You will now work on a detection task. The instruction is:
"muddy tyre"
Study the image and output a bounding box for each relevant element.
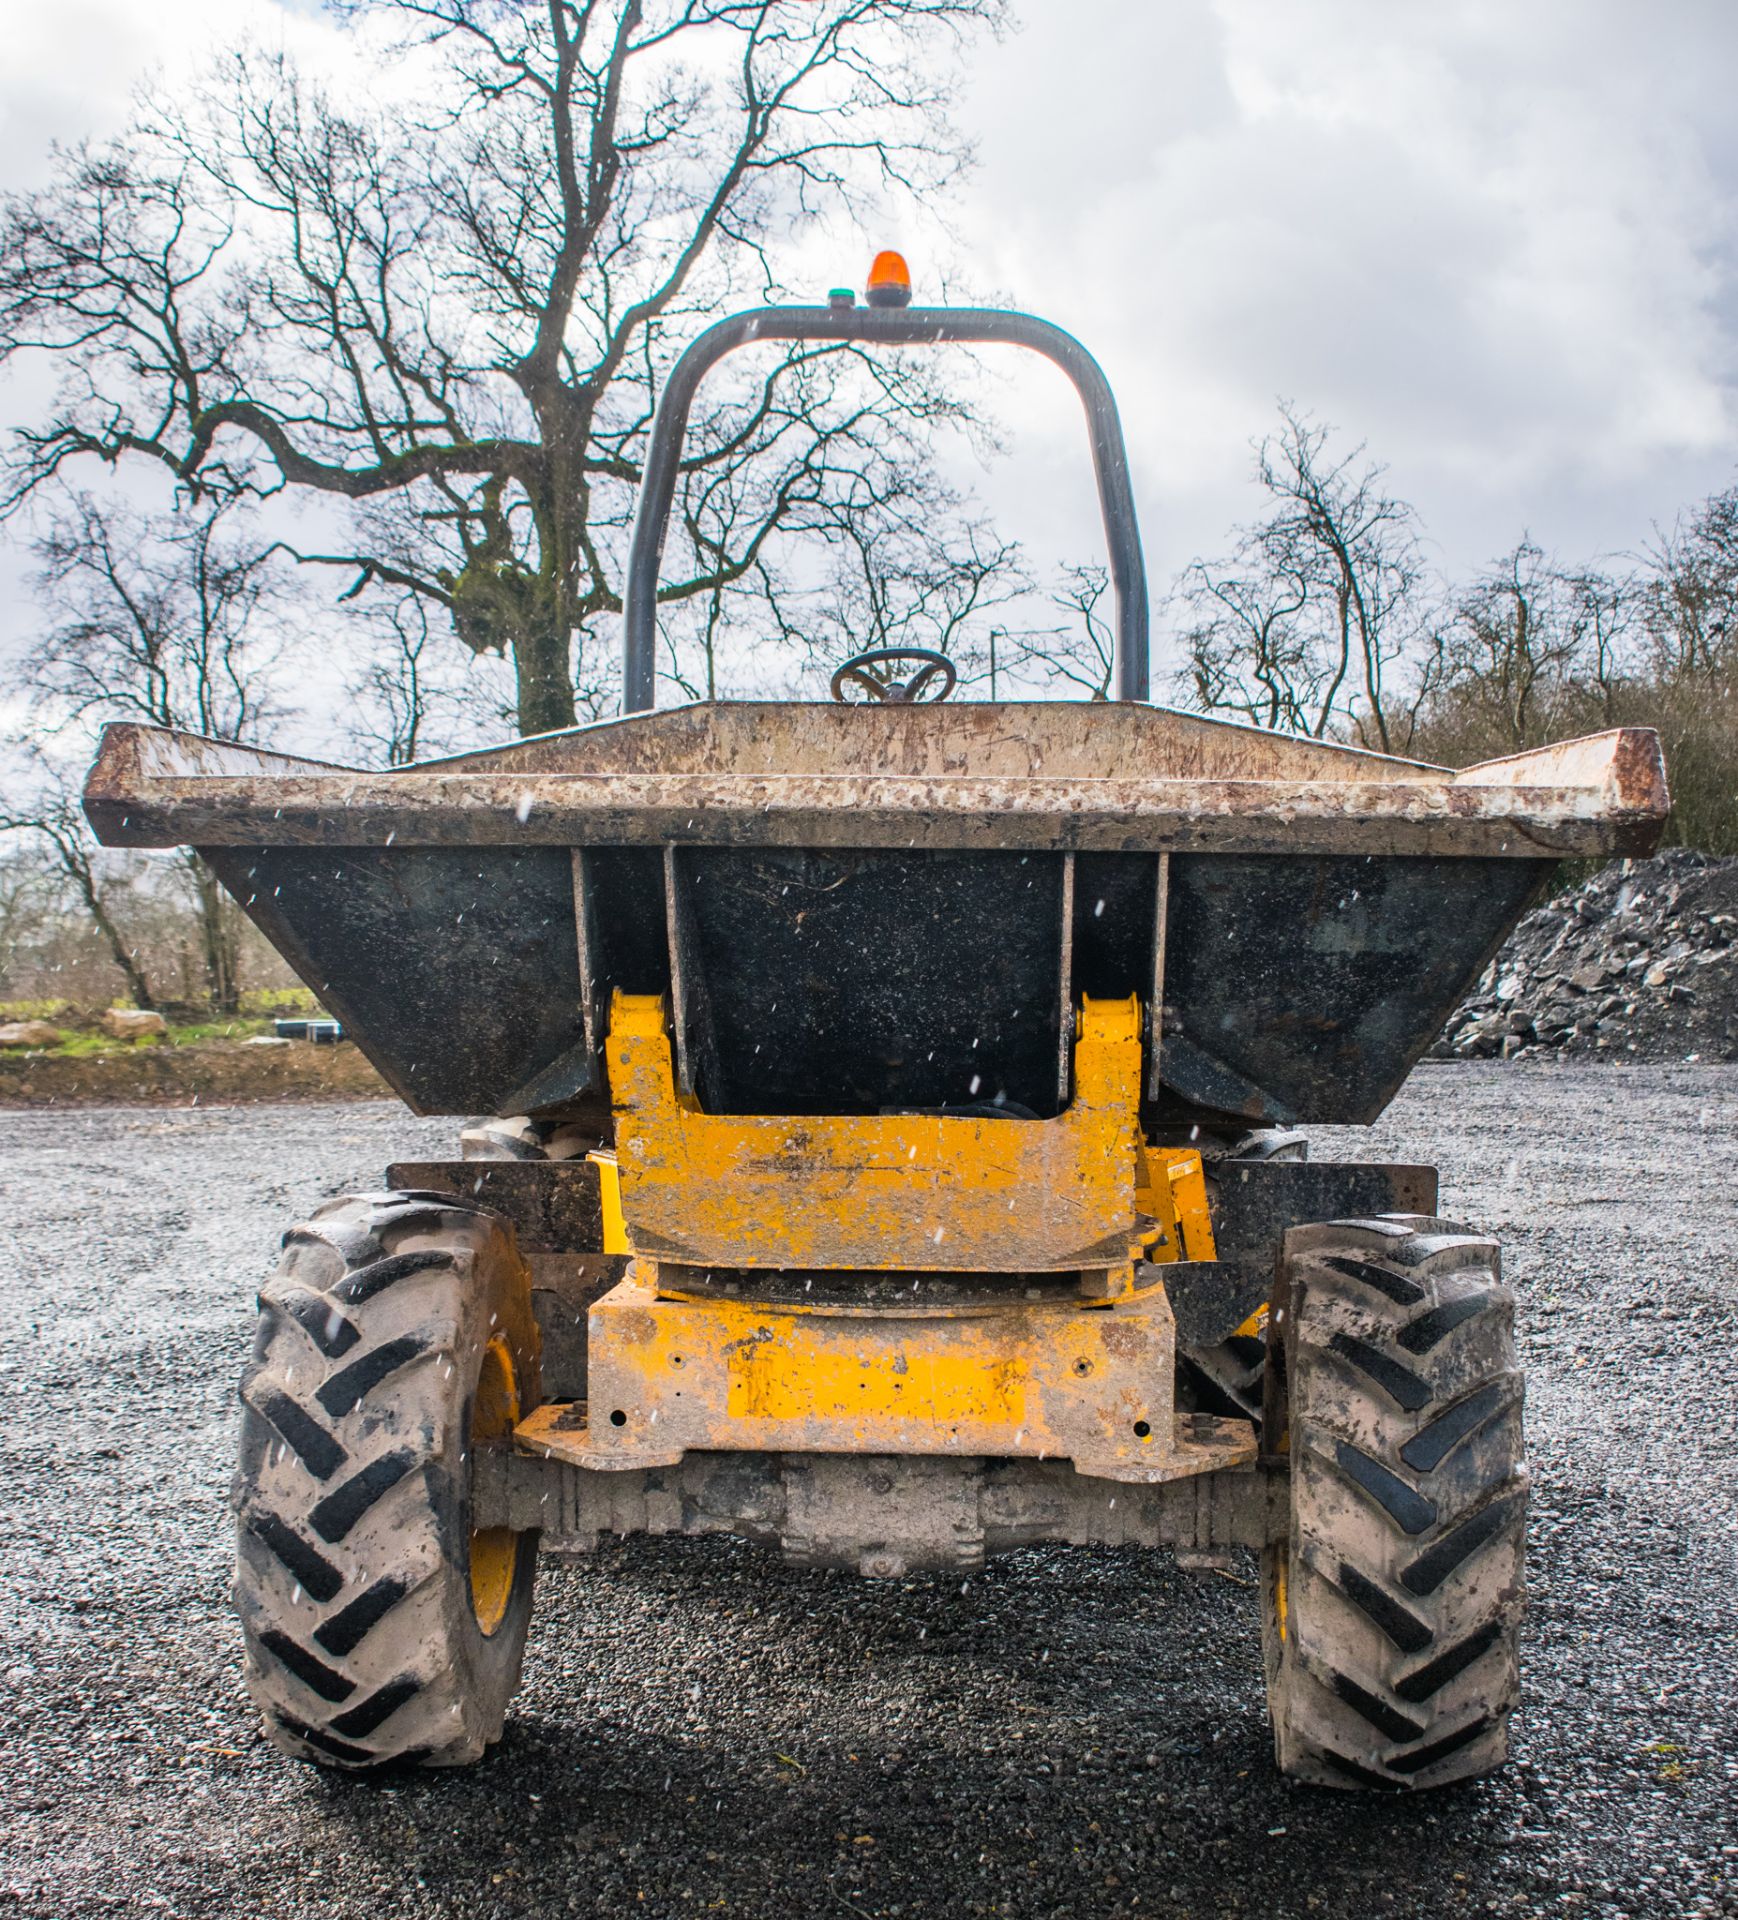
[231,1192,540,1769]
[1263,1216,1527,1790]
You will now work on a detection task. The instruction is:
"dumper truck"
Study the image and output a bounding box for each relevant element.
[84,262,1670,1791]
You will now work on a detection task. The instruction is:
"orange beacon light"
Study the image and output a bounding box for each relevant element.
[865,250,913,309]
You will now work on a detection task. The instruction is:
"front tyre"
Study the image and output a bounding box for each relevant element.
[232,1192,541,1769]
[1263,1217,1527,1790]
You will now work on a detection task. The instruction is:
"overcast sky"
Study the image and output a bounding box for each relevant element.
[2,0,1735,680]
[958,0,1738,586]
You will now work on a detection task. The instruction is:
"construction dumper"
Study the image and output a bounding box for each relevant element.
[84,274,1669,1792]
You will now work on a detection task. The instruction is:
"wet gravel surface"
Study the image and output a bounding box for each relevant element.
[1,1064,1735,1919]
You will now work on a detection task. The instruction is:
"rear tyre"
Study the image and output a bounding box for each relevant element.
[1262,1216,1527,1790]
[231,1191,541,1769]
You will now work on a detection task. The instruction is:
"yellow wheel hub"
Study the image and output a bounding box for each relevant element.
[468,1338,520,1635]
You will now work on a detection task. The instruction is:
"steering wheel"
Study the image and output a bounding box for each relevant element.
[829,647,958,705]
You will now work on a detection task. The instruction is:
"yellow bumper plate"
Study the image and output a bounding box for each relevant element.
[515,1259,1256,1485]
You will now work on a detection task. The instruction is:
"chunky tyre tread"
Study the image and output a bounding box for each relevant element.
[233,1192,539,1771]
[1264,1216,1526,1792]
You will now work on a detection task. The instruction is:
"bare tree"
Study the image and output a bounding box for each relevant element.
[765,486,1030,697]
[1408,544,1646,767]
[347,595,447,765]
[0,765,158,1011]
[25,493,288,1012]
[1173,425,1737,849]
[0,851,51,985]
[1614,489,1737,851]
[31,494,285,740]
[1439,541,1583,756]
[1563,565,1632,727]
[1638,484,1738,680]
[988,563,1122,700]
[0,1,1004,737]
[1178,405,1430,749]
[1177,539,1314,732]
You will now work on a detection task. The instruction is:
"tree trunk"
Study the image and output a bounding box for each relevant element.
[64,849,156,1012]
[186,853,242,1014]
[513,617,579,736]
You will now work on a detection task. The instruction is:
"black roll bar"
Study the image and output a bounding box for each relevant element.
[619,304,1150,712]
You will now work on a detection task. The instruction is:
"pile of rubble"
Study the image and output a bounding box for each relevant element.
[1436,850,1738,1063]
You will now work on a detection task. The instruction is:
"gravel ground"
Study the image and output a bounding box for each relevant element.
[1,1064,1735,1919]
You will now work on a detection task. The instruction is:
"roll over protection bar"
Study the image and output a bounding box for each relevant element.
[619,305,1151,712]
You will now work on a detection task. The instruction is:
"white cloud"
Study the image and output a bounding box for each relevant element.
[0,0,358,686]
[0,0,344,183]
[949,0,1738,599]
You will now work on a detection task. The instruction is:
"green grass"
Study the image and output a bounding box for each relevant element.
[0,998,75,1021]
[3,985,327,1058]
[168,1017,281,1045]
[4,985,317,1023]
[6,1017,280,1058]
[241,987,322,1015]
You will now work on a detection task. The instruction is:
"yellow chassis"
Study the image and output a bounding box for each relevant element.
[516,991,1256,1486]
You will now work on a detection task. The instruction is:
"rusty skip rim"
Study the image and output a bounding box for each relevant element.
[82,719,1671,860]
